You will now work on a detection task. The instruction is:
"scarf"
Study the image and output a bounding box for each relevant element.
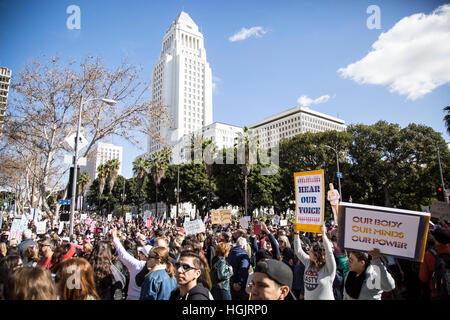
[345,271,366,299]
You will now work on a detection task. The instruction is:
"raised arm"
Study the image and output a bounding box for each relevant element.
[320,225,336,279]
[111,228,142,271]
[261,222,280,261]
[293,232,310,266]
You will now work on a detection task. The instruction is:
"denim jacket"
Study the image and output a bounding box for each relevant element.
[139,265,177,300]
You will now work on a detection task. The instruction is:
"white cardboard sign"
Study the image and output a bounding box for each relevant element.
[184,219,206,236]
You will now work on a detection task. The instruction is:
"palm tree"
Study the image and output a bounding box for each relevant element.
[236,127,254,217]
[132,156,150,214]
[444,106,450,135]
[78,172,91,210]
[105,159,120,195]
[149,147,172,216]
[97,163,108,196]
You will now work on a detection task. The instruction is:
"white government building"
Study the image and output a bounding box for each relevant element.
[82,142,123,181]
[0,67,12,140]
[148,11,213,162]
[250,106,347,150]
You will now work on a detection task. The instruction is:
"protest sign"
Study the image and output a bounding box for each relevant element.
[36,221,47,235]
[338,202,430,262]
[107,214,112,222]
[8,219,25,241]
[184,216,190,223]
[280,219,287,226]
[239,217,249,229]
[211,210,232,225]
[146,219,152,229]
[430,200,450,221]
[125,212,132,223]
[58,222,64,234]
[184,219,206,236]
[254,224,262,236]
[272,215,281,226]
[294,170,325,233]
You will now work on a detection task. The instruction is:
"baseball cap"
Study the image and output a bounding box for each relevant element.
[254,259,296,300]
[137,245,152,258]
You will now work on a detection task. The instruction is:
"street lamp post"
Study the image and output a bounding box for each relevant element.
[69,97,116,236]
[325,145,342,201]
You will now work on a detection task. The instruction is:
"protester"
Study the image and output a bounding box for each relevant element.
[343,249,396,300]
[25,245,39,267]
[293,225,336,300]
[4,267,56,300]
[227,236,250,300]
[250,259,295,300]
[17,229,38,264]
[37,239,56,270]
[419,226,450,299]
[140,246,177,300]
[89,240,126,300]
[169,251,213,300]
[210,242,233,300]
[56,257,100,300]
[111,228,146,300]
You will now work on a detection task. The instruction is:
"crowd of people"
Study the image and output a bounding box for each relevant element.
[0,211,449,301]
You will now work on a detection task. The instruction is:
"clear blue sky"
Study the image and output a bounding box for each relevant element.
[1,0,449,178]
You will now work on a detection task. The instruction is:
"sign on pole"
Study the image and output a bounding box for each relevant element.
[337,202,430,262]
[184,219,206,236]
[294,169,325,233]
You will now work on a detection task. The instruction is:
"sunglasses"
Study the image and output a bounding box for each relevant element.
[175,262,199,271]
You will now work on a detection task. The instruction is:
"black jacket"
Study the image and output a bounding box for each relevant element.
[169,283,213,300]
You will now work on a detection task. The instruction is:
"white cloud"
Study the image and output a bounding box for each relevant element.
[229,26,267,42]
[212,76,221,92]
[297,94,331,107]
[338,4,450,100]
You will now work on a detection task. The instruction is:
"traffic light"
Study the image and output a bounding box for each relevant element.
[436,186,445,202]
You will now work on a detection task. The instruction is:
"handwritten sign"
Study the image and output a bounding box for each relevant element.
[294,170,325,233]
[125,212,132,223]
[8,218,27,241]
[211,210,232,225]
[36,221,47,235]
[107,214,112,222]
[338,202,430,262]
[280,219,287,227]
[184,219,206,236]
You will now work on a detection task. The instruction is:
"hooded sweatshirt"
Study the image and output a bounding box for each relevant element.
[169,282,213,300]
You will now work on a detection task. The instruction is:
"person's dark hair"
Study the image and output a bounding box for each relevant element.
[0,255,22,285]
[123,239,136,253]
[51,242,72,269]
[179,250,209,289]
[349,251,371,267]
[4,267,56,300]
[89,240,114,292]
[310,242,326,270]
[6,246,19,257]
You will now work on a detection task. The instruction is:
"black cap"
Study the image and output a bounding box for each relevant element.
[255,249,273,263]
[433,227,450,245]
[254,259,296,300]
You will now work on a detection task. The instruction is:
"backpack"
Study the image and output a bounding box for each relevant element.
[429,249,450,299]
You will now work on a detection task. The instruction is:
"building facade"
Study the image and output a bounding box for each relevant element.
[0,67,12,140]
[173,121,243,163]
[148,11,213,158]
[82,142,123,181]
[250,106,347,149]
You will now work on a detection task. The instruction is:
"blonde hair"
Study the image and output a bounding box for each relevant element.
[278,236,291,249]
[0,242,6,257]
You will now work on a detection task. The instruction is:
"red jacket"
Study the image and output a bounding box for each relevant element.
[419,243,450,297]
